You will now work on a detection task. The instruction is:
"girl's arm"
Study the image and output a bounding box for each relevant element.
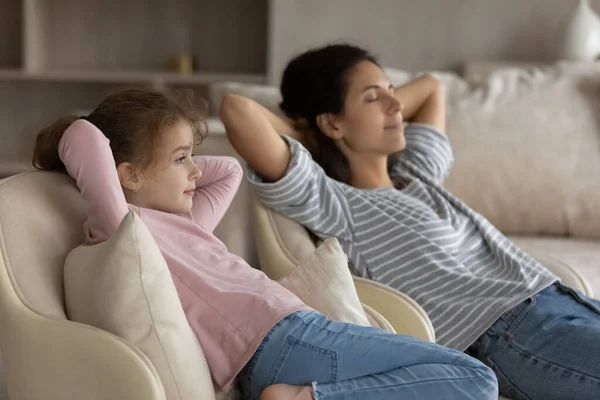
[220,94,299,182]
[394,74,446,132]
[58,119,129,244]
[188,156,243,233]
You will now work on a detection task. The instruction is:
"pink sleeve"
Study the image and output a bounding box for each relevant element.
[189,156,243,233]
[59,119,129,244]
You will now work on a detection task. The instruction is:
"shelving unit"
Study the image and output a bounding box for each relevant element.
[0,69,266,87]
[0,0,268,176]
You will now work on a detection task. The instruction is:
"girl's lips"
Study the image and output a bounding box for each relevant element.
[184,190,195,196]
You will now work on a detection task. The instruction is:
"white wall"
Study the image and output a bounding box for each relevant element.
[268,0,600,82]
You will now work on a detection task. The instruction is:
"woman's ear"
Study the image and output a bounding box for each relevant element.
[316,113,344,139]
[117,162,142,192]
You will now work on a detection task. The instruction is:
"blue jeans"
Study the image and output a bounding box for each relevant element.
[239,310,498,399]
[467,282,600,400]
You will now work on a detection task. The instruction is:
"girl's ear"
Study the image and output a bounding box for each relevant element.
[117,162,142,192]
[316,113,344,140]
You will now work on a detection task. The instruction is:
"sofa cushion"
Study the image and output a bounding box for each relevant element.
[509,235,600,299]
[208,82,282,116]
[210,64,600,239]
[442,63,600,238]
[64,211,215,400]
[278,238,371,326]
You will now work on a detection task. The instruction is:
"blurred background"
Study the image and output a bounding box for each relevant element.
[2,3,600,398]
[0,0,598,177]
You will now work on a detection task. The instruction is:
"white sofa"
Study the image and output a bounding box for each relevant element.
[207,61,600,297]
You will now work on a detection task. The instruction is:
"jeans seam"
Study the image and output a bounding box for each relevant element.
[557,283,600,316]
[503,296,537,340]
[265,335,338,386]
[504,339,600,383]
[243,315,293,393]
[314,372,493,397]
[486,357,531,400]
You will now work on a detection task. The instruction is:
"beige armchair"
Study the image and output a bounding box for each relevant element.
[250,189,437,342]
[249,189,594,400]
[0,172,168,400]
[0,171,410,400]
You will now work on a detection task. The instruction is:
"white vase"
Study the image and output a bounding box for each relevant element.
[558,0,600,61]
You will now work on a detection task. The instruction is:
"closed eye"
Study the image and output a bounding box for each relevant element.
[364,89,379,103]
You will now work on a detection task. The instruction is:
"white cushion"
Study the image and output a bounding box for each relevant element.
[208,82,282,116]
[442,63,600,238]
[383,67,464,89]
[211,63,600,239]
[277,238,371,327]
[64,211,215,400]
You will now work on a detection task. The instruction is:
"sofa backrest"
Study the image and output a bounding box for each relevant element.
[211,64,600,239]
[443,63,600,238]
[0,171,86,320]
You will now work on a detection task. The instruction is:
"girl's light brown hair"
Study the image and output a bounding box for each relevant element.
[32,88,208,174]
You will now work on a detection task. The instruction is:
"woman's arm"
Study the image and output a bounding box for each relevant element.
[220,94,300,182]
[188,155,243,233]
[394,74,446,132]
[221,94,352,240]
[58,120,129,244]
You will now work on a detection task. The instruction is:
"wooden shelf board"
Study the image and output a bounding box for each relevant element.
[0,69,266,85]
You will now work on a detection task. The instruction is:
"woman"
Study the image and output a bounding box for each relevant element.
[221,44,600,400]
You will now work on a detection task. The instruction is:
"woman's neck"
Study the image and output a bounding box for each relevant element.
[348,155,394,189]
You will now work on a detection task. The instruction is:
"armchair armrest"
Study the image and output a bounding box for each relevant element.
[0,308,166,400]
[361,302,395,333]
[525,248,593,297]
[353,276,435,343]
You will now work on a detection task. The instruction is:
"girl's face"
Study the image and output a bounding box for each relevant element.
[131,119,201,214]
[326,61,406,158]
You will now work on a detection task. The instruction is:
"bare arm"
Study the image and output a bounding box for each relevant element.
[394,74,446,132]
[220,94,300,182]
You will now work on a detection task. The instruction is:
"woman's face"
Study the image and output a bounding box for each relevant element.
[328,61,406,157]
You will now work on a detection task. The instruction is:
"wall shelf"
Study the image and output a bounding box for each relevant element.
[0,69,266,86]
[0,0,269,171]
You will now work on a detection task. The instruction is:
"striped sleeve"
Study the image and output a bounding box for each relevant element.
[247,136,352,239]
[389,123,454,183]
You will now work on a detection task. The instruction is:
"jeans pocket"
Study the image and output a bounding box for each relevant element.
[265,335,338,387]
[498,296,539,340]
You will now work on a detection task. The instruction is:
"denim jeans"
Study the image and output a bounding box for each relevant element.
[238,310,498,399]
[467,282,600,400]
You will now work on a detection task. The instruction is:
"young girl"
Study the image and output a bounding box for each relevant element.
[32,88,497,400]
[222,44,600,400]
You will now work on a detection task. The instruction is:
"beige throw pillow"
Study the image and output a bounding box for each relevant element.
[442,63,600,238]
[277,238,371,327]
[64,212,215,400]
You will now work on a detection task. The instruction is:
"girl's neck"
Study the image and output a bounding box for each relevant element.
[348,154,394,189]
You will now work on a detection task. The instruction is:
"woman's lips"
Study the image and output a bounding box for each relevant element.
[384,123,404,131]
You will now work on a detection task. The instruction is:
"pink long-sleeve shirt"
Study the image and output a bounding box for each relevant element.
[59,119,309,390]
